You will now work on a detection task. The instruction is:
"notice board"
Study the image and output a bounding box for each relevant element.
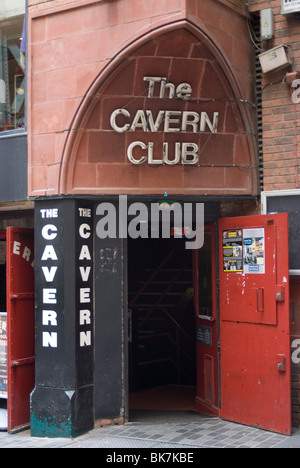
[262,190,300,273]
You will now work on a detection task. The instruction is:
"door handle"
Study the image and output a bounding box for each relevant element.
[256,287,264,312]
[277,354,286,372]
[276,285,285,302]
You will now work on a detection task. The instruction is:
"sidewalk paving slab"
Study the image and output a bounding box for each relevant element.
[0,412,299,449]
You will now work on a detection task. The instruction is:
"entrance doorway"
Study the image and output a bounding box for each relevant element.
[127,225,217,419]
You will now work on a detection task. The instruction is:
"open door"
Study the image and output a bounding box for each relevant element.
[6,228,35,433]
[219,213,291,435]
[193,223,218,415]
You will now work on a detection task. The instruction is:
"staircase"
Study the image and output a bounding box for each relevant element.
[128,243,196,391]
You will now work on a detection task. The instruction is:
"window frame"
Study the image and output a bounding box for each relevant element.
[0,0,26,138]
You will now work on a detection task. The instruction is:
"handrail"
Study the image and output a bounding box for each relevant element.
[154,264,187,306]
[137,306,196,345]
[129,250,175,307]
[134,305,196,385]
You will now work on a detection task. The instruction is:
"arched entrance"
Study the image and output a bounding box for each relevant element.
[59,20,258,422]
[59,20,258,197]
[32,19,266,436]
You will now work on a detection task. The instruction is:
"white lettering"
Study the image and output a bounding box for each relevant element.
[200,112,219,133]
[22,246,31,262]
[181,143,199,165]
[78,208,91,217]
[42,266,58,282]
[80,331,91,347]
[40,208,58,219]
[12,242,34,265]
[40,210,60,351]
[127,141,147,165]
[164,111,181,133]
[43,331,57,348]
[182,111,200,132]
[145,110,165,132]
[79,266,91,282]
[143,77,192,101]
[292,339,300,364]
[143,76,162,98]
[111,109,219,134]
[127,141,200,166]
[13,241,21,255]
[176,82,192,100]
[80,309,91,325]
[110,108,131,133]
[43,288,57,304]
[79,223,91,239]
[42,310,58,326]
[41,245,58,261]
[79,245,91,261]
[131,109,148,132]
[159,78,175,99]
[80,287,90,303]
[163,142,181,165]
[110,76,219,166]
[292,80,300,104]
[42,224,58,240]
[148,142,162,165]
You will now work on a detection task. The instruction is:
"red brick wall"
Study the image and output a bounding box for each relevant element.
[249,0,300,427]
[249,0,300,191]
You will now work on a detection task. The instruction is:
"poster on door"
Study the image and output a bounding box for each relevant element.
[222,230,243,272]
[243,228,265,274]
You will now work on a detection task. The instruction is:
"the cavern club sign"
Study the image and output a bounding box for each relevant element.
[110,76,220,166]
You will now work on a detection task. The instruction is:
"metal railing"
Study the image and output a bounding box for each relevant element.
[135,306,196,385]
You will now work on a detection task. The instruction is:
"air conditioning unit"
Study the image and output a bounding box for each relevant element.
[281,0,300,15]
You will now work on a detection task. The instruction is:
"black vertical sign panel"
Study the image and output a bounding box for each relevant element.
[76,202,94,388]
[31,199,94,438]
[34,201,66,387]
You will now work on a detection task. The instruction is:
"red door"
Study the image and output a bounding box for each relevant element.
[6,228,35,433]
[193,223,218,415]
[219,213,291,435]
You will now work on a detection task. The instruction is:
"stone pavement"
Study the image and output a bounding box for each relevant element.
[0,411,300,449]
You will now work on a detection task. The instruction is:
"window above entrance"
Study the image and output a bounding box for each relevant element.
[0,1,26,133]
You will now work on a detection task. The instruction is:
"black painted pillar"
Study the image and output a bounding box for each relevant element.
[94,200,128,421]
[31,199,94,438]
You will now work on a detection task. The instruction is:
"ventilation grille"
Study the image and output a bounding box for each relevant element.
[252,14,263,192]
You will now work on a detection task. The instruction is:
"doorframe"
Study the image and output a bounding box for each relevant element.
[125,233,199,417]
[193,222,220,415]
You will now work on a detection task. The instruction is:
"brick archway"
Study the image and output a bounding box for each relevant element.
[59,20,258,196]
